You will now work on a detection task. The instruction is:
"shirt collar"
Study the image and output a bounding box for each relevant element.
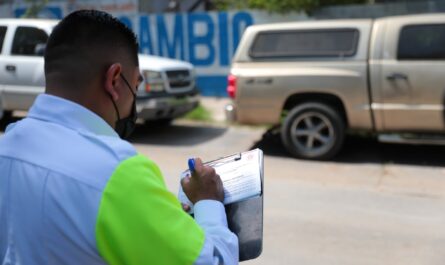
[28,94,118,138]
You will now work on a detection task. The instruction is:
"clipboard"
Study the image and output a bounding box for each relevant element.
[178,149,264,261]
[224,150,264,261]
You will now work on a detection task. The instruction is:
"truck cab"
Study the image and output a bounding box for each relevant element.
[369,14,445,133]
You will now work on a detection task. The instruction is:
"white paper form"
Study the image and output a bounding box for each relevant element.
[178,149,263,214]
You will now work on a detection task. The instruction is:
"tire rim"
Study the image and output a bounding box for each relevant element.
[289,112,335,157]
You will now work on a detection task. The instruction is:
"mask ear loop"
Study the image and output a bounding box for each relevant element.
[109,94,121,121]
[120,73,137,96]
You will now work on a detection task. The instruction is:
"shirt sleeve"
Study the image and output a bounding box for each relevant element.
[193,200,239,265]
[95,154,239,265]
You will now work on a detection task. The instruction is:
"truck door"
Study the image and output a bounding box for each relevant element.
[377,17,445,132]
[0,26,47,111]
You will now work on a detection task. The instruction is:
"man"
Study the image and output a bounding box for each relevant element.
[0,10,238,265]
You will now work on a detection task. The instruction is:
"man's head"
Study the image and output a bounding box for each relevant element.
[44,10,143,136]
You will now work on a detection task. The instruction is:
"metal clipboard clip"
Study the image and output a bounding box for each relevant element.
[204,153,242,168]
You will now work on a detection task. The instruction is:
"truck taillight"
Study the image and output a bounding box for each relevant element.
[227,74,237,99]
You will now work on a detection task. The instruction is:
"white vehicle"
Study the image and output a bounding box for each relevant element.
[0,19,199,123]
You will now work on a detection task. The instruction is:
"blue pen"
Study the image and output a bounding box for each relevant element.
[188,158,196,173]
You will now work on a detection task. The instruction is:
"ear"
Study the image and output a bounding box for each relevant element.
[104,63,122,102]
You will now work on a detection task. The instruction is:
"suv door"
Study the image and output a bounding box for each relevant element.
[0,26,6,56]
[0,25,7,95]
[377,17,445,131]
[0,26,47,111]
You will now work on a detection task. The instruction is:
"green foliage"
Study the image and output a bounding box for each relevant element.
[21,0,48,18]
[214,0,369,13]
[183,104,213,122]
[213,0,250,10]
[249,0,318,13]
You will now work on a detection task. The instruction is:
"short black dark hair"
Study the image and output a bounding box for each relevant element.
[44,10,139,89]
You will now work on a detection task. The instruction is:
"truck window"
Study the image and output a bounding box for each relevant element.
[0,26,6,54]
[11,26,48,56]
[249,29,359,59]
[398,24,445,60]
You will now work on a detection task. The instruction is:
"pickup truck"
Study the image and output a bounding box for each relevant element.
[226,14,445,160]
[0,19,199,125]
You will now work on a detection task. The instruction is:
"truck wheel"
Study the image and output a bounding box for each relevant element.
[281,103,345,160]
[0,110,12,121]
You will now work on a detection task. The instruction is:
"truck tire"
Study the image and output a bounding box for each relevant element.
[0,110,12,122]
[281,103,345,160]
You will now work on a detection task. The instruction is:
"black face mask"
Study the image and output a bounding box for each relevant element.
[110,74,137,139]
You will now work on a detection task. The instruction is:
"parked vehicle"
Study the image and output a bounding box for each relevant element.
[226,14,445,159]
[0,19,199,124]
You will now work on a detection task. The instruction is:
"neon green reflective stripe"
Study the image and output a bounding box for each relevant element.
[96,154,204,265]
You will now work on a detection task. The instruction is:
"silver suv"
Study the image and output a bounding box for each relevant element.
[0,19,199,124]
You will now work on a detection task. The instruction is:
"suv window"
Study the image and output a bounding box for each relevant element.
[11,26,48,56]
[398,24,445,60]
[0,26,6,53]
[249,29,359,59]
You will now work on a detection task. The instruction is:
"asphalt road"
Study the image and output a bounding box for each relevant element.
[129,121,445,265]
[2,118,445,265]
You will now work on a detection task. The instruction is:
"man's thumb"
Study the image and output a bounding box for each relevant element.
[181,175,191,190]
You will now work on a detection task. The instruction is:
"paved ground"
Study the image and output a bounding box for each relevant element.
[199,96,231,123]
[1,98,445,265]
[128,118,445,265]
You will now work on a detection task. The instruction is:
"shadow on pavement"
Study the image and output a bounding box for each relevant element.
[250,127,445,167]
[128,122,227,146]
[1,117,227,147]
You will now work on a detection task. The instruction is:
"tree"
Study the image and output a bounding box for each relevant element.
[21,0,49,18]
[214,0,369,13]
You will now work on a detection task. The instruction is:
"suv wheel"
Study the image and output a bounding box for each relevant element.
[146,118,173,127]
[0,110,12,121]
[281,103,345,160]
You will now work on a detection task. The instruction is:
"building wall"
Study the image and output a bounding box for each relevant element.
[0,0,444,96]
[119,11,308,96]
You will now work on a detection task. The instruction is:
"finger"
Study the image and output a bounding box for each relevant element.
[181,203,191,212]
[208,166,216,176]
[193,157,204,174]
[200,165,216,180]
[215,173,222,182]
[180,175,191,189]
[215,173,223,188]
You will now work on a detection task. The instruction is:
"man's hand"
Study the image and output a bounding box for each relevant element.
[181,203,191,212]
[181,158,224,204]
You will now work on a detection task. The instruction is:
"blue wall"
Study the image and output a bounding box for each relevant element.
[119,12,255,97]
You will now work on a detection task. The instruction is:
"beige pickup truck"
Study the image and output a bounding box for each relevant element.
[226,14,445,160]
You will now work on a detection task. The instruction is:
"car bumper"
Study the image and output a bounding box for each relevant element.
[136,92,200,121]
